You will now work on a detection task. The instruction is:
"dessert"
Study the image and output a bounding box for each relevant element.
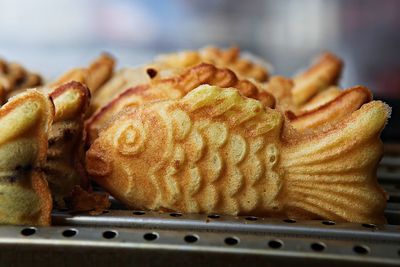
[86,85,389,224]
[0,90,53,225]
[155,46,269,82]
[85,63,274,145]
[45,81,91,207]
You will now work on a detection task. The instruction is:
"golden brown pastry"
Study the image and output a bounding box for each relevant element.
[45,81,90,207]
[287,86,372,131]
[299,86,341,112]
[155,46,269,82]
[263,76,295,112]
[0,58,43,101]
[85,63,274,145]
[0,90,53,225]
[91,67,153,113]
[86,85,389,224]
[291,52,343,106]
[50,53,115,94]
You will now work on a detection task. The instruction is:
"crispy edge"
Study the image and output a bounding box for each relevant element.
[299,86,341,112]
[292,52,343,106]
[156,46,269,82]
[50,68,87,89]
[201,46,269,82]
[287,86,372,131]
[85,53,115,93]
[50,81,91,122]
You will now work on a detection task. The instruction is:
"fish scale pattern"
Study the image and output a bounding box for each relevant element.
[89,85,282,215]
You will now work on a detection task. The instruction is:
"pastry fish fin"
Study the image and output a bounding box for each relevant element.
[282,101,390,224]
[288,86,372,131]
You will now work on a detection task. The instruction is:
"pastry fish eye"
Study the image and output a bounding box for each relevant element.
[114,120,147,156]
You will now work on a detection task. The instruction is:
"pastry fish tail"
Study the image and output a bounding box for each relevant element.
[281,101,390,224]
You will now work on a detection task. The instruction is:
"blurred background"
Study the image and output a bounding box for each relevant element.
[0,0,399,139]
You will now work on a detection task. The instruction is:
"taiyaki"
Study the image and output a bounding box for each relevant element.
[45,81,90,207]
[86,85,389,224]
[50,53,115,94]
[287,86,372,131]
[85,63,275,145]
[291,52,343,106]
[155,46,269,82]
[0,90,53,225]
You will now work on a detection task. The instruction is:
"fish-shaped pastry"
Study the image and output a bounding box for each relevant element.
[85,63,275,145]
[0,90,53,225]
[86,85,389,224]
[155,46,270,82]
[45,81,90,207]
[291,52,343,106]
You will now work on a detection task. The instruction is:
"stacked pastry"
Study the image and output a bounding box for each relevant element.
[0,47,390,225]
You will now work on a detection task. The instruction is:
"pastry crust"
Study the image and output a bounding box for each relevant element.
[292,52,343,105]
[0,90,54,225]
[46,81,91,207]
[299,86,341,112]
[155,46,269,82]
[85,63,274,145]
[86,85,388,223]
[287,86,372,131]
[50,53,115,95]
[91,67,153,113]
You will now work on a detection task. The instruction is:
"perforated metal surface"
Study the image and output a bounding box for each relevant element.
[1,144,399,267]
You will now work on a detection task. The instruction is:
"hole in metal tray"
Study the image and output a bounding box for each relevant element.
[322,221,336,225]
[20,227,36,236]
[62,229,78,237]
[268,240,283,249]
[362,223,377,229]
[170,212,182,217]
[143,232,158,241]
[224,237,239,246]
[311,242,326,252]
[353,245,370,255]
[103,230,118,239]
[184,234,199,243]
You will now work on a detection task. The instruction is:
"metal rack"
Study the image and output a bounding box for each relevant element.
[1,144,399,267]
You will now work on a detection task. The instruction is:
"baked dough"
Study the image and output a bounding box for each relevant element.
[86,85,388,223]
[0,90,53,225]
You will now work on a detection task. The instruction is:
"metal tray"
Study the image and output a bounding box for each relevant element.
[1,144,399,267]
